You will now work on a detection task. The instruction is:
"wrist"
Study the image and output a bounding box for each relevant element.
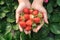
[34,0,44,5]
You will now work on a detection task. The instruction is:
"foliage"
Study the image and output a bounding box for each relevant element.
[0,0,60,40]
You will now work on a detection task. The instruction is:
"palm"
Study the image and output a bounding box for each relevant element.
[16,2,31,34]
[32,2,48,32]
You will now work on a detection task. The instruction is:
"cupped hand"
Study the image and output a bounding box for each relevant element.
[32,0,48,32]
[16,0,31,34]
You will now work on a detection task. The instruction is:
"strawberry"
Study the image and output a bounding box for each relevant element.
[33,17,40,23]
[30,14,34,20]
[24,14,30,20]
[26,20,32,26]
[29,9,33,14]
[25,26,31,31]
[19,21,26,28]
[33,10,39,15]
[23,8,29,14]
[19,16,25,21]
[42,13,44,18]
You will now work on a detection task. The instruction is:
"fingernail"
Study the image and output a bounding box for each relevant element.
[44,19,49,24]
[46,21,49,24]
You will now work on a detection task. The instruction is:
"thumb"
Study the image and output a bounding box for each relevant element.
[18,24,23,32]
[43,11,48,24]
[24,30,31,34]
[33,21,44,33]
[16,13,19,23]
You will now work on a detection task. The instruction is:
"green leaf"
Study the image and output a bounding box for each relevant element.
[32,23,37,28]
[55,35,60,40]
[0,0,4,5]
[13,31,20,40]
[57,0,60,6]
[13,24,19,30]
[0,20,7,34]
[32,24,49,40]
[0,12,6,19]
[13,3,18,9]
[47,3,53,13]
[50,23,60,34]
[45,37,54,40]
[50,12,60,22]
[2,7,10,13]
[7,17,15,23]
[7,13,15,23]
[20,32,26,40]
[5,23,12,35]
[4,32,12,40]
[0,35,6,40]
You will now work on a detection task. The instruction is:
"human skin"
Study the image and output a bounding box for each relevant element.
[16,0,31,34]
[16,0,48,34]
[32,0,48,32]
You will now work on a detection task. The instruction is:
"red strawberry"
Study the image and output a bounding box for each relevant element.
[33,10,39,15]
[29,9,33,14]
[19,16,23,21]
[33,17,40,23]
[23,8,29,14]
[24,14,30,20]
[30,14,34,20]
[25,26,31,31]
[26,20,32,26]
[42,13,44,18]
[19,21,26,28]
[19,16,25,21]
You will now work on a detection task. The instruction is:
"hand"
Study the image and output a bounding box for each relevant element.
[32,0,48,32]
[16,0,31,34]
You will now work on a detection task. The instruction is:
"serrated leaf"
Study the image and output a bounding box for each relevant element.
[47,3,53,13]
[32,23,37,28]
[5,23,12,35]
[0,35,6,40]
[20,32,26,40]
[3,7,10,13]
[50,13,60,22]
[50,23,60,34]
[32,24,49,40]
[0,0,4,5]
[0,12,6,19]
[55,35,60,40]
[13,24,19,30]
[7,13,15,23]
[4,32,12,40]
[7,17,15,23]
[13,31,20,40]
[45,37,54,40]
[13,3,18,9]
[57,0,60,6]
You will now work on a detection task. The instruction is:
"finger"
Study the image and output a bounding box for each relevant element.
[33,21,44,33]
[16,13,20,23]
[18,24,23,32]
[16,2,26,12]
[24,30,31,34]
[42,9,48,24]
[16,2,26,23]
[38,7,48,24]
[26,3,31,8]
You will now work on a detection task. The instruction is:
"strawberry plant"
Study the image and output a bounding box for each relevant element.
[0,0,60,40]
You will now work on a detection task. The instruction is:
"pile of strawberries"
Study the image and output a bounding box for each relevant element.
[19,8,44,32]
